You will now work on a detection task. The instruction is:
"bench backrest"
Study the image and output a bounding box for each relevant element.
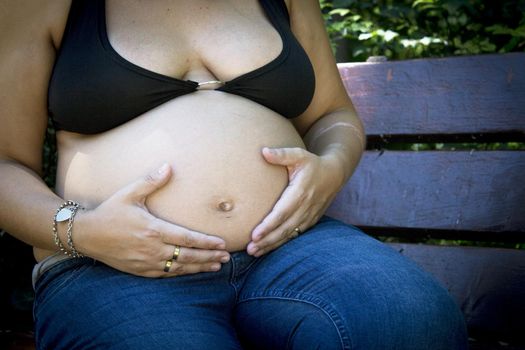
[328,53,525,239]
[327,53,525,344]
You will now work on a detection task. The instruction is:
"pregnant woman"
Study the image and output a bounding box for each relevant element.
[0,0,467,349]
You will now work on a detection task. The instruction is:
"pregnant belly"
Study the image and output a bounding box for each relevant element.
[54,91,305,252]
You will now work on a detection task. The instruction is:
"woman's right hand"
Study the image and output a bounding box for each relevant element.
[73,163,230,278]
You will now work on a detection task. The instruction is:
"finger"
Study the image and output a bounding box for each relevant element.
[262,147,308,167]
[119,163,172,202]
[162,245,230,264]
[251,235,290,257]
[152,219,226,250]
[247,226,296,256]
[160,261,223,277]
[251,184,304,241]
[250,223,304,257]
[249,207,319,256]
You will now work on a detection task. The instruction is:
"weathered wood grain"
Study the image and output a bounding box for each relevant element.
[330,53,525,344]
[338,53,525,136]
[388,243,525,343]
[326,150,525,233]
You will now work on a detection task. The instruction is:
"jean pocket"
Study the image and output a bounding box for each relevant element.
[34,258,93,316]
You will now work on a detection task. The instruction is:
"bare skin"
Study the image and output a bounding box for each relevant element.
[55,92,305,253]
[0,0,365,278]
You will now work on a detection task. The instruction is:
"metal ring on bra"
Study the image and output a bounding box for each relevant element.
[197,80,225,89]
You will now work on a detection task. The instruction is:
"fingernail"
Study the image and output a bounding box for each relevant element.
[216,242,226,250]
[247,243,258,255]
[211,264,221,271]
[220,255,230,263]
[157,163,169,175]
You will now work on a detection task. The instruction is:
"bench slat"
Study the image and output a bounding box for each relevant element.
[326,150,525,233]
[388,243,525,343]
[339,53,525,136]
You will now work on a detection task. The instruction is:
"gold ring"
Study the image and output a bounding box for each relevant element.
[163,259,173,272]
[289,227,301,238]
[172,245,181,261]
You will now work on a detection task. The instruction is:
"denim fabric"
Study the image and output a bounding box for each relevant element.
[33,216,468,349]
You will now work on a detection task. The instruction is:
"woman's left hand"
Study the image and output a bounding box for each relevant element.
[247,147,344,257]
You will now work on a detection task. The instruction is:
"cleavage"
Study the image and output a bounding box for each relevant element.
[104,0,284,84]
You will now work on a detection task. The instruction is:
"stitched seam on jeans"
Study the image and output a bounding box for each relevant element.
[229,254,240,299]
[229,257,263,300]
[237,291,353,350]
[237,255,261,276]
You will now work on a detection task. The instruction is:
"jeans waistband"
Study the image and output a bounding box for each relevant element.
[32,253,74,289]
[32,249,260,290]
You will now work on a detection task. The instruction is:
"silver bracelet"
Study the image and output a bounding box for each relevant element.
[53,200,84,258]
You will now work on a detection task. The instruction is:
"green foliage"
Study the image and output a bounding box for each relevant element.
[379,236,525,249]
[320,0,525,61]
[384,142,525,151]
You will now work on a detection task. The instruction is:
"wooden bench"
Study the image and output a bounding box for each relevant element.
[326,52,525,349]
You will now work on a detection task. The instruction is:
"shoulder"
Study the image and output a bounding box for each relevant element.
[281,0,354,131]
[283,0,323,22]
[284,0,326,54]
[0,0,71,171]
[0,0,71,50]
[286,0,320,10]
[283,0,321,13]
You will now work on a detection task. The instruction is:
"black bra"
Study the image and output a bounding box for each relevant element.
[48,0,316,134]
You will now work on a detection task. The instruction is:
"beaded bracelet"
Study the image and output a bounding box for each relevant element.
[53,200,84,258]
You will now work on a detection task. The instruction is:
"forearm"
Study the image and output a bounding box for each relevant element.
[0,159,64,250]
[303,106,366,189]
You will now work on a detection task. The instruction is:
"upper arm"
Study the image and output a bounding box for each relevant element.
[286,0,357,134]
[0,0,69,174]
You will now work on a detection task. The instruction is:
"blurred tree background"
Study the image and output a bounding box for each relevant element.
[320,0,525,62]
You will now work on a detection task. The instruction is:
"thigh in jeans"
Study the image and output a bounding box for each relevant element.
[234,216,468,350]
[34,258,242,350]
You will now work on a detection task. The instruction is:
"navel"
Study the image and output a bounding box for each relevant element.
[216,200,234,212]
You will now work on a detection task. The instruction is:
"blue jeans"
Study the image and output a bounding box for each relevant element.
[33,216,467,349]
